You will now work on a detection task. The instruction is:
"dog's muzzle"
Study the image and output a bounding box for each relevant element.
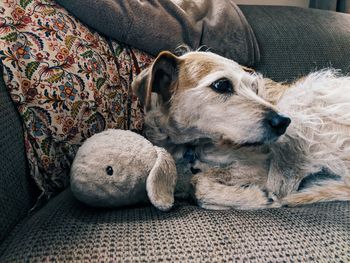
[265,111,291,136]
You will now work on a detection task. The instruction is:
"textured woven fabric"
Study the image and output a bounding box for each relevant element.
[0,67,35,243]
[240,6,350,82]
[1,189,349,262]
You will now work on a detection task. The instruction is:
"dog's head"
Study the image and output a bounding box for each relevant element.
[132,51,290,146]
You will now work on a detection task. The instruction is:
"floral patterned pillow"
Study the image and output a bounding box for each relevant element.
[0,0,154,200]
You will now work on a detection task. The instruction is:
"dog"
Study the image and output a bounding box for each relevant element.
[132,49,350,210]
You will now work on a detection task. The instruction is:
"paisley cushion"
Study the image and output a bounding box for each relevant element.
[0,0,154,199]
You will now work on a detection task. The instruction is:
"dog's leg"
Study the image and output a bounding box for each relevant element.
[192,167,280,210]
[265,162,302,199]
[265,142,310,198]
[282,179,350,207]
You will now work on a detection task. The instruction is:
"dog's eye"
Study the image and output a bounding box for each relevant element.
[210,79,233,94]
[106,166,114,176]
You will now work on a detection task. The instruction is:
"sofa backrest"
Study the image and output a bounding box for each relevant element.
[0,64,36,243]
[240,6,350,81]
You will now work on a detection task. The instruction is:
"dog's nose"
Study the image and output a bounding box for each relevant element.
[266,111,291,136]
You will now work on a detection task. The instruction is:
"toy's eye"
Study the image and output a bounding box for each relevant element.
[106,166,113,176]
[210,78,234,94]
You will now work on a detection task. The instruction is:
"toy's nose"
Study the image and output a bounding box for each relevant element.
[266,111,291,136]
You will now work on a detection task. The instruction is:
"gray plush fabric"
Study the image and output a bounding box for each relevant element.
[0,65,35,243]
[1,189,349,262]
[240,6,350,82]
[54,0,260,66]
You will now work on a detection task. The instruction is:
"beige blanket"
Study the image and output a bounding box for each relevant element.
[55,0,260,66]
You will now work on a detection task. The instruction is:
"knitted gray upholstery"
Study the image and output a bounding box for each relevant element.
[0,189,349,262]
[240,6,350,81]
[0,66,35,243]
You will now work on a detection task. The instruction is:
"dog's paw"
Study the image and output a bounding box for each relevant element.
[233,186,281,210]
[280,193,311,207]
[197,202,231,210]
[264,190,281,208]
[195,183,281,210]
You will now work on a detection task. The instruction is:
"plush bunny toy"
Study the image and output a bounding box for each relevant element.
[70,129,177,211]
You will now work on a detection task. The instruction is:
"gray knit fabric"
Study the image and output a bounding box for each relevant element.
[0,189,349,262]
[240,6,350,82]
[0,66,35,243]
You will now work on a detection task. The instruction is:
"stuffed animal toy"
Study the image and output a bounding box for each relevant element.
[70,129,177,211]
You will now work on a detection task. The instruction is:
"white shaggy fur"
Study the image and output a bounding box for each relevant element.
[278,70,350,177]
[268,70,350,202]
[132,50,350,210]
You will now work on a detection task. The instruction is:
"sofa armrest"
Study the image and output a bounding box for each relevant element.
[0,64,37,243]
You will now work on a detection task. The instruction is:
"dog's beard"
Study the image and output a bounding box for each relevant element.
[169,127,284,149]
[217,131,283,150]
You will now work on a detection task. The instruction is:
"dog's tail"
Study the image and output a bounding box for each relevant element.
[282,179,350,207]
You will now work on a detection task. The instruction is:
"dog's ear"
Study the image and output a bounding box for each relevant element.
[132,51,179,111]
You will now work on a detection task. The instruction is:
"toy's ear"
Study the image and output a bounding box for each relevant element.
[132,51,179,112]
[146,146,177,211]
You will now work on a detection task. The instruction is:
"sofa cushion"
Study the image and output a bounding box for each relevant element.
[0,0,153,199]
[240,6,350,82]
[1,189,349,262]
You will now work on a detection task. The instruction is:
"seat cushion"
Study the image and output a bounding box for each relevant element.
[240,6,350,82]
[1,189,349,262]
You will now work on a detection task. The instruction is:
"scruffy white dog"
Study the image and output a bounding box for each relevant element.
[132,50,350,210]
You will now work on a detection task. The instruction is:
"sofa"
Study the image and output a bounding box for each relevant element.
[1,4,350,262]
